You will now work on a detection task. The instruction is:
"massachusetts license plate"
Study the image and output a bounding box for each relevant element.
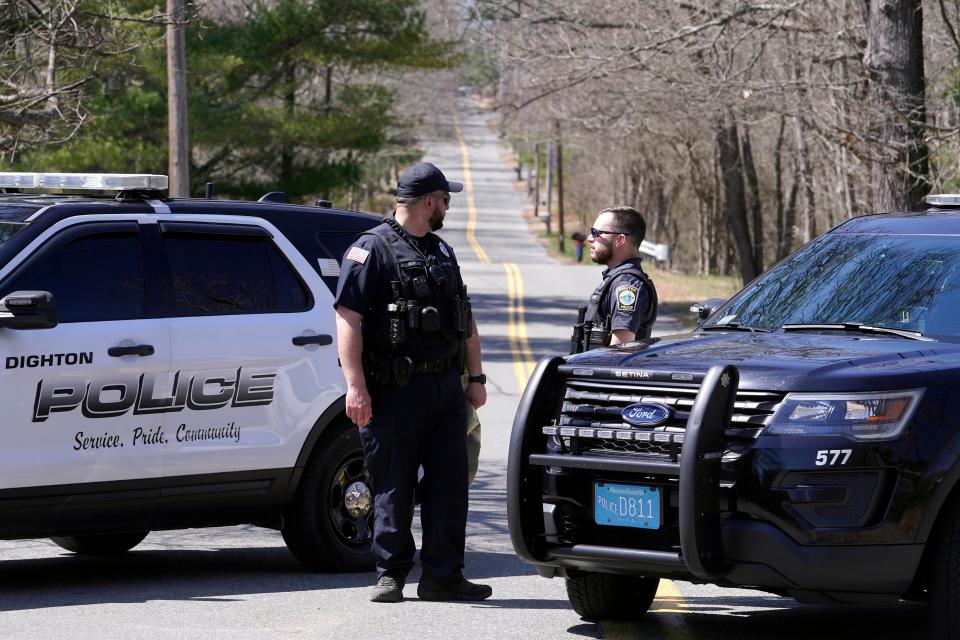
[594,482,661,529]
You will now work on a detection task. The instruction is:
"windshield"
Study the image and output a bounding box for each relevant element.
[705,233,960,339]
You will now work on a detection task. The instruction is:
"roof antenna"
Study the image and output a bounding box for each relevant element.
[204,182,214,199]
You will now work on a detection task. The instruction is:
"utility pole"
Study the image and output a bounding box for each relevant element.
[525,149,533,195]
[167,0,189,197]
[533,142,541,218]
[545,138,553,235]
[556,120,565,254]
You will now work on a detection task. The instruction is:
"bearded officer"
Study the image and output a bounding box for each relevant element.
[334,162,492,604]
[572,205,658,352]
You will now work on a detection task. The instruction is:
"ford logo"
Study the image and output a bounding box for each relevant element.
[621,402,672,427]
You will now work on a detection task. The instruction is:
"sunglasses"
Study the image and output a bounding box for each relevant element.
[590,228,630,238]
[428,193,451,205]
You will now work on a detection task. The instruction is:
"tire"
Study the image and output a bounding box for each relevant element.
[565,571,659,621]
[282,421,375,571]
[50,531,149,555]
[931,498,960,639]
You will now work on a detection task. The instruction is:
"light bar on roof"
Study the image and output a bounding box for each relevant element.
[0,173,40,189]
[0,172,168,191]
[925,194,960,207]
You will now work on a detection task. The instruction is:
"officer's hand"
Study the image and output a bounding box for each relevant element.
[346,385,372,427]
[466,382,486,410]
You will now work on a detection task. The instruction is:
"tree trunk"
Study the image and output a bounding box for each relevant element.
[864,0,929,211]
[698,204,707,276]
[280,58,295,188]
[837,58,858,220]
[793,114,816,243]
[717,114,759,284]
[781,171,799,260]
[325,65,333,107]
[710,145,723,274]
[774,116,786,260]
[741,127,763,273]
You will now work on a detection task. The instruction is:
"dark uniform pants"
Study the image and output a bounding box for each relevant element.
[358,366,468,584]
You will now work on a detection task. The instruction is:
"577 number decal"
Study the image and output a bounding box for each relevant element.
[815,449,852,466]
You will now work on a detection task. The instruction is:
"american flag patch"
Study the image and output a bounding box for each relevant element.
[346,246,369,264]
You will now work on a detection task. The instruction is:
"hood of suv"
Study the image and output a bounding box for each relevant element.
[566,331,960,391]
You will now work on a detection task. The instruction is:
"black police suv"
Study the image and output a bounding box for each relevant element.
[508,195,960,637]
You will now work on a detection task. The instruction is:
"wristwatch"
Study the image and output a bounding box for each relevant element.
[468,374,487,385]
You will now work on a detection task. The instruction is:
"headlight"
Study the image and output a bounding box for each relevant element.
[763,390,924,440]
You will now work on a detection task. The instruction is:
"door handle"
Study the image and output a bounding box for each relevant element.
[292,334,333,347]
[108,344,155,357]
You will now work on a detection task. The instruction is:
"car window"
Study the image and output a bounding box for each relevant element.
[0,222,26,246]
[163,235,308,317]
[0,231,144,323]
[315,231,365,293]
[707,233,960,338]
[269,241,311,310]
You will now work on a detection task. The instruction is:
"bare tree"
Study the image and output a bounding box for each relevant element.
[0,1,113,160]
[864,0,929,210]
[474,0,951,278]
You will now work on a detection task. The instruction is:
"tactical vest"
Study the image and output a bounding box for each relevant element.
[362,219,470,362]
[578,260,657,349]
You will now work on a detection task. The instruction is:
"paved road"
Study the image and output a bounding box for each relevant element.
[0,99,934,640]
[420,98,932,640]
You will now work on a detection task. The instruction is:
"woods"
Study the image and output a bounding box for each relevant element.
[0,0,455,205]
[473,0,957,279]
[1,1,959,280]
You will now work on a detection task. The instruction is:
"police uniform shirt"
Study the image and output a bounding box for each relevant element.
[334,221,464,360]
[598,258,654,336]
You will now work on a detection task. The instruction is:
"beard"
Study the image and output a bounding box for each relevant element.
[591,242,612,265]
[428,202,445,231]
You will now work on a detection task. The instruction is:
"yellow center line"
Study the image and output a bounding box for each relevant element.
[504,263,527,391]
[456,115,689,640]
[453,116,490,264]
[504,262,536,391]
[605,579,692,640]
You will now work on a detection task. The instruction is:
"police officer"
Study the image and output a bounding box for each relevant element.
[571,206,658,352]
[334,162,492,604]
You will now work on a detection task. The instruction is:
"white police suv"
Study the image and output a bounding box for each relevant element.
[0,172,378,570]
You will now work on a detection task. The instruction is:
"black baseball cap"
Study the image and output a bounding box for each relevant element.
[396,162,464,198]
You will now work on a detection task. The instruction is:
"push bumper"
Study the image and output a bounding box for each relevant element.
[507,359,923,601]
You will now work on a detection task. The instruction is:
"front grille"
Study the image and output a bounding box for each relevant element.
[584,438,675,456]
[547,378,785,456]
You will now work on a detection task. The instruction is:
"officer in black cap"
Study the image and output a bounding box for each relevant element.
[334,162,492,603]
[571,205,658,352]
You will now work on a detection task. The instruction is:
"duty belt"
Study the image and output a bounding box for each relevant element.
[411,357,455,373]
[365,355,455,386]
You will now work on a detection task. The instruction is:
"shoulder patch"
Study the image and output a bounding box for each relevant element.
[616,285,639,311]
[346,246,370,264]
[438,241,450,258]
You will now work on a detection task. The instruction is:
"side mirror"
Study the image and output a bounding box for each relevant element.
[0,291,57,329]
[689,298,726,324]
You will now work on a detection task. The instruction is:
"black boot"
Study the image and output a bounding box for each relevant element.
[417,574,492,602]
[370,572,405,603]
